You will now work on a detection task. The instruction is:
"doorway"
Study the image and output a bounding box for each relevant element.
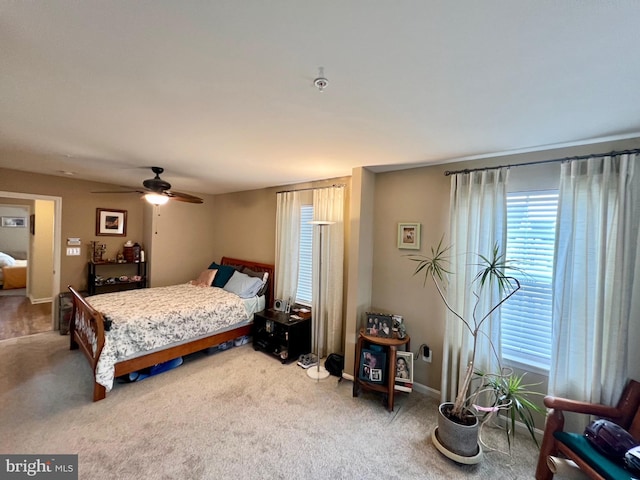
[0,191,61,340]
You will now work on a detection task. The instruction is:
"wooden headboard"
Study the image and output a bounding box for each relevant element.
[220,257,275,309]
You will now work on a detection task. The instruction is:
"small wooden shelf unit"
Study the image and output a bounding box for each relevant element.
[88,260,147,295]
[353,328,411,412]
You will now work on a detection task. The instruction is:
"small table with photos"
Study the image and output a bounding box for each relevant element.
[352,328,411,412]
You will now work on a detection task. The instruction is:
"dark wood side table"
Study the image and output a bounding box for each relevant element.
[353,328,411,412]
[252,309,311,363]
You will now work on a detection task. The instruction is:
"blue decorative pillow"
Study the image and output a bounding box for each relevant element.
[223,271,264,298]
[208,262,237,288]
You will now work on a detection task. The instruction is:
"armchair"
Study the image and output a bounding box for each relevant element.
[535,379,640,480]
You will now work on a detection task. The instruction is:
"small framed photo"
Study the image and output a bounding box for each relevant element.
[397,222,420,250]
[395,351,414,393]
[365,312,393,338]
[1,216,26,228]
[96,208,127,236]
[359,348,386,384]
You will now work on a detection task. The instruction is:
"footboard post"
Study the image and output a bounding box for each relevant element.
[93,382,106,402]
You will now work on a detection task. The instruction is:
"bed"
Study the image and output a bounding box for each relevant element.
[0,251,28,290]
[68,256,274,401]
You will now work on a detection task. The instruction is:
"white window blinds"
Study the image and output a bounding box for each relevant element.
[502,191,558,370]
[296,205,314,305]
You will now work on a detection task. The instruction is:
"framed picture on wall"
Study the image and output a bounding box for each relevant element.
[96,208,127,236]
[397,222,420,250]
[1,216,26,228]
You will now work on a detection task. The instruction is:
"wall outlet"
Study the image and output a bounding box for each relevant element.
[421,344,432,363]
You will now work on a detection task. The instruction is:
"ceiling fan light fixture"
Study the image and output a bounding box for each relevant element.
[145,193,169,205]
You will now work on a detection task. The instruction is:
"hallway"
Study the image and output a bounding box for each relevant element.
[0,295,52,340]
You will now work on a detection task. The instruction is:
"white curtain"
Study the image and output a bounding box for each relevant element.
[275,191,302,303]
[550,154,640,411]
[441,168,509,404]
[313,186,345,357]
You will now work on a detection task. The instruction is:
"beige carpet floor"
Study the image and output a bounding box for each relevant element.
[0,331,544,479]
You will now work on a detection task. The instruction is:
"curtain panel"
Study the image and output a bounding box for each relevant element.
[274,191,302,302]
[313,187,345,357]
[550,154,639,414]
[441,168,509,404]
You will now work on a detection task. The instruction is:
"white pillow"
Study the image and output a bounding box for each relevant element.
[223,270,264,298]
[0,252,16,268]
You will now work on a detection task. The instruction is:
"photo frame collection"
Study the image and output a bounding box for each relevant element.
[358,347,386,384]
[365,312,394,338]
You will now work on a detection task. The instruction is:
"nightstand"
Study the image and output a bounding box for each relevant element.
[252,309,311,363]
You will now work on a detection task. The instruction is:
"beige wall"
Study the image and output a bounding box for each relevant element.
[0,168,145,293]
[344,167,376,377]
[146,196,218,287]
[209,176,352,267]
[0,204,30,253]
[370,136,640,400]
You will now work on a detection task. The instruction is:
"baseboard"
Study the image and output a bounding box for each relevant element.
[341,373,441,400]
[29,296,52,304]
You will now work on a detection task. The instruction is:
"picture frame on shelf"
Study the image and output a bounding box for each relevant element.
[1,216,26,228]
[359,348,386,384]
[365,312,394,338]
[96,208,127,236]
[394,351,413,393]
[397,222,420,250]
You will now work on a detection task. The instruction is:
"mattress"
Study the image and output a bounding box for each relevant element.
[86,283,264,391]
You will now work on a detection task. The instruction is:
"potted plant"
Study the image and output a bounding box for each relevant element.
[409,238,543,462]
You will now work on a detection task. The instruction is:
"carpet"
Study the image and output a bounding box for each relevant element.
[0,332,543,479]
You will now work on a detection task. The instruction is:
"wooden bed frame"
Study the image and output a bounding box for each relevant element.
[68,257,274,402]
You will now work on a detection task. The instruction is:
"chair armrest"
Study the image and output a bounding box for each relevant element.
[544,395,622,419]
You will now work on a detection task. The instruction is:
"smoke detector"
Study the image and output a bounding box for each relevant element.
[313,67,328,92]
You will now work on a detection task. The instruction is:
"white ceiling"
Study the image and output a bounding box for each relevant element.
[1,1,640,196]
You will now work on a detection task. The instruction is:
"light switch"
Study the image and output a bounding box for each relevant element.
[66,247,81,256]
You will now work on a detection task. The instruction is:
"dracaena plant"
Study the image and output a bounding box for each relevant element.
[409,238,523,421]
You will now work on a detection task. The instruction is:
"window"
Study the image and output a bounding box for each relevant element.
[502,191,558,371]
[296,205,314,304]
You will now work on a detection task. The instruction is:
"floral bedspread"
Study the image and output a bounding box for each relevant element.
[86,283,253,391]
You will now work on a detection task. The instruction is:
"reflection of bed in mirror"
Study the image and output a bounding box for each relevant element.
[0,251,27,289]
[68,256,274,401]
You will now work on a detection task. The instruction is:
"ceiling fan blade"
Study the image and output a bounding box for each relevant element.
[91,189,146,194]
[165,190,204,204]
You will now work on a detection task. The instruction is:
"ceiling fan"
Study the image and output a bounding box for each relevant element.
[93,167,203,205]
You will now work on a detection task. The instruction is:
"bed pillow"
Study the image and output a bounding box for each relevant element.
[0,252,16,268]
[208,262,237,288]
[223,270,265,298]
[190,269,217,287]
[242,267,269,296]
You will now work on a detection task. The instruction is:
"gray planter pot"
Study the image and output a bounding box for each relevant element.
[436,402,481,459]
